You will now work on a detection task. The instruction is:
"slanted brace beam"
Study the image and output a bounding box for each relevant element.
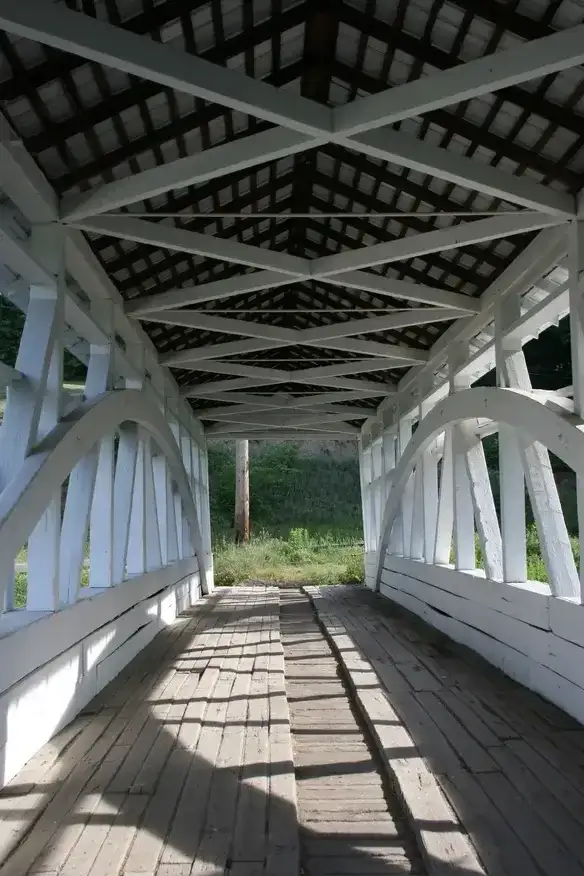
[146,310,452,368]
[1,2,578,218]
[127,268,479,316]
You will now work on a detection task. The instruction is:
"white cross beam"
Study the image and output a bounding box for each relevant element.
[2,1,580,221]
[71,213,556,326]
[206,430,359,441]
[199,402,371,420]
[0,1,328,136]
[180,358,395,393]
[71,213,562,279]
[188,389,386,407]
[333,24,584,137]
[69,215,307,277]
[207,411,364,433]
[144,309,453,366]
[127,269,479,316]
[188,359,399,380]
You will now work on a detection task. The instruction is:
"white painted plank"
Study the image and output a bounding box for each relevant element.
[112,426,139,584]
[452,426,475,571]
[0,0,328,136]
[462,427,503,581]
[351,128,574,216]
[90,435,115,589]
[334,23,584,136]
[311,213,563,277]
[126,271,291,315]
[504,350,579,599]
[63,127,317,220]
[433,430,453,566]
[68,215,308,277]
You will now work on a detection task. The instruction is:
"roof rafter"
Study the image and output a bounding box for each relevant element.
[72,212,560,294]
[333,14,584,136]
[0,0,329,135]
[190,389,384,408]
[3,1,578,223]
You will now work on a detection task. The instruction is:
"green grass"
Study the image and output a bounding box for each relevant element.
[208,443,365,587]
[213,527,364,587]
[209,443,362,539]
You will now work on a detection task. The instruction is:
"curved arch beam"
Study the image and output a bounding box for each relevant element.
[0,389,209,596]
[376,386,584,588]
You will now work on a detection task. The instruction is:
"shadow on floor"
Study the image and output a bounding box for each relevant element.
[0,588,545,876]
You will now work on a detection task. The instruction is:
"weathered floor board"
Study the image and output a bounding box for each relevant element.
[280,589,423,876]
[1,584,584,876]
[308,585,584,876]
[0,590,296,876]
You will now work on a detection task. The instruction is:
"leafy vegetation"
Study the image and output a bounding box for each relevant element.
[208,443,365,586]
[213,527,364,587]
[209,443,362,539]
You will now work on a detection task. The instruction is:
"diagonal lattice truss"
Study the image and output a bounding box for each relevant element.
[1,0,584,436]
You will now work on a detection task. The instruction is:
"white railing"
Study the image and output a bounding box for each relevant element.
[359,223,584,724]
[0,388,212,613]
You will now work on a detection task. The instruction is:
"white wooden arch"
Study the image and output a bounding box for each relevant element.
[375,386,584,589]
[0,389,209,597]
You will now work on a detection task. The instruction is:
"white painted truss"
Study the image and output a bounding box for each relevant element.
[3,4,584,758]
[355,219,584,723]
[0,128,214,632]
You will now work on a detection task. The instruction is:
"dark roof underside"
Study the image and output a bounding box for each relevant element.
[1,0,584,423]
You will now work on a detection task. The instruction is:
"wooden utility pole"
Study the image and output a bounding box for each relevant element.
[234,439,250,543]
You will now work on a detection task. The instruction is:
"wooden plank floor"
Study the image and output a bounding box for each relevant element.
[309,585,584,876]
[280,589,423,876]
[0,589,297,876]
[1,584,584,876]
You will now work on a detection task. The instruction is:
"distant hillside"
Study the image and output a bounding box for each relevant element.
[208,441,362,540]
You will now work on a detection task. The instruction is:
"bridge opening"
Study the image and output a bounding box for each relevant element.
[208,439,365,587]
[1,2,584,873]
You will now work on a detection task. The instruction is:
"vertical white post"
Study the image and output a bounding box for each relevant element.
[60,345,111,603]
[88,301,116,590]
[126,436,147,575]
[167,470,179,565]
[495,295,527,583]
[113,425,139,582]
[25,226,66,611]
[359,442,372,552]
[382,432,396,503]
[372,439,383,552]
[449,348,475,571]
[89,435,115,588]
[503,349,578,597]
[359,437,374,587]
[144,438,162,571]
[181,435,194,558]
[153,454,169,565]
[398,417,415,558]
[175,492,184,560]
[434,430,454,565]
[191,440,202,526]
[418,384,439,564]
[169,422,185,558]
[409,467,424,560]
[199,443,214,591]
[462,427,503,580]
[362,447,374,546]
[569,220,584,601]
